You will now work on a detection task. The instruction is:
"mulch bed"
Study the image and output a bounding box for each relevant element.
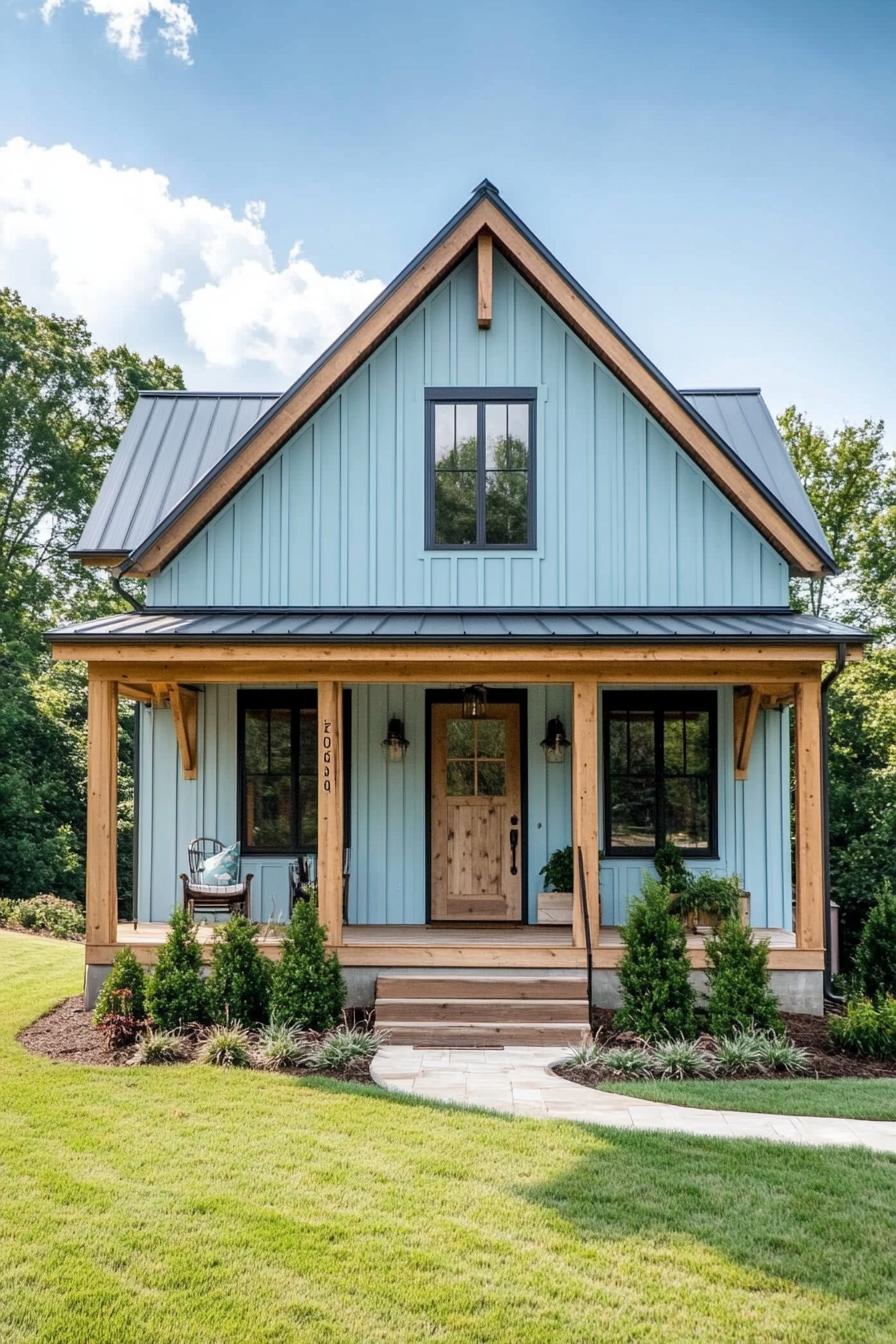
[554,1008,896,1085]
[17,995,374,1083]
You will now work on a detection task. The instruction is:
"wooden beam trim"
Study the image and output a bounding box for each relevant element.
[167,683,198,779]
[477,230,493,328]
[734,686,762,779]
[124,195,826,578]
[52,640,858,668]
[794,677,825,952]
[86,676,118,948]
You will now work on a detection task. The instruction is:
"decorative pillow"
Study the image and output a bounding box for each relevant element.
[199,842,241,886]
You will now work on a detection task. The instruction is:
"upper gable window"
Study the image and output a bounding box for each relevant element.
[425,388,536,549]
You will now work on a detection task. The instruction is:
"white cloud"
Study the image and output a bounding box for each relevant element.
[0,138,384,385]
[40,0,196,62]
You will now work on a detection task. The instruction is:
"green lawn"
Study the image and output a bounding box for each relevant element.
[2,931,896,1344]
[601,1077,896,1121]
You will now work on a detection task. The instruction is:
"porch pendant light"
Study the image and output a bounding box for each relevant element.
[541,715,571,764]
[462,684,488,719]
[382,716,409,763]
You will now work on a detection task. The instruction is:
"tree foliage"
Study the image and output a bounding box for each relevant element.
[206,916,272,1026]
[146,908,209,1030]
[270,899,345,1031]
[615,878,696,1040]
[705,920,782,1036]
[0,288,181,908]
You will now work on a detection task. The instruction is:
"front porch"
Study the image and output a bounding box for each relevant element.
[56,622,852,1010]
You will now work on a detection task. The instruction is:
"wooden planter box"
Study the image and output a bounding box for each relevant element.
[671,892,750,934]
[536,891,574,924]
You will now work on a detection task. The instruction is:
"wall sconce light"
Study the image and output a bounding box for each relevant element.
[541,715,571,764]
[462,684,488,719]
[382,716,409,763]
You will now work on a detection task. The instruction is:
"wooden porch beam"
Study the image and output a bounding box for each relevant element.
[477,230,493,328]
[571,681,599,949]
[317,680,344,947]
[86,675,118,949]
[733,686,762,780]
[794,677,825,951]
[167,683,198,779]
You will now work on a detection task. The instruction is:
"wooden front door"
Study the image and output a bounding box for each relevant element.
[430,701,523,922]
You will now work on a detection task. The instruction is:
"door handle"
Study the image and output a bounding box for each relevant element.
[509,827,519,876]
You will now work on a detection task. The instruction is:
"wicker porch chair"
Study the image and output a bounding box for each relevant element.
[180,837,253,922]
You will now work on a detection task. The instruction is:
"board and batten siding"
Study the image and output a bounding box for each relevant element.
[147,251,789,610]
[135,685,790,931]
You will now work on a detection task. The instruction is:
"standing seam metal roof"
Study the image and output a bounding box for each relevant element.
[48,607,868,644]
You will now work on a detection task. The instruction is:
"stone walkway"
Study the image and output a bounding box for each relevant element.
[371,1045,896,1152]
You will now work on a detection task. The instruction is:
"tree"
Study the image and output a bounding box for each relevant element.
[146,909,208,1030]
[705,919,782,1036]
[777,407,890,623]
[615,878,696,1039]
[206,916,272,1025]
[0,289,181,908]
[853,881,896,1002]
[270,899,345,1031]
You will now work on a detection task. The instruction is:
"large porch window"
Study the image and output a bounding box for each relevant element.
[238,691,317,854]
[603,691,717,858]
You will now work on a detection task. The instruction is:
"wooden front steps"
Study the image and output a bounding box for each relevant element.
[374,973,590,1045]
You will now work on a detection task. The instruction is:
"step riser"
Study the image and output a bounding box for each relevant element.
[377,998,589,1024]
[375,976,587,1001]
[383,1025,587,1046]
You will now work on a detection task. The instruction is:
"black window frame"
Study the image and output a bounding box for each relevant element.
[237,689,351,857]
[602,691,719,860]
[425,386,537,550]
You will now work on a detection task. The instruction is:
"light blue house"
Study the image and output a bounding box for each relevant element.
[54,182,866,1027]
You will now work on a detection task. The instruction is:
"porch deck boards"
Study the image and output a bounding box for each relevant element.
[109,921,800,974]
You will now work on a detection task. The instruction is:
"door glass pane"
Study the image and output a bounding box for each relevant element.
[477,761,506,796]
[447,718,475,756]
[485,470,528,544]
[447,760,475,795]
[434,471,476,544]
[476,719,506,757]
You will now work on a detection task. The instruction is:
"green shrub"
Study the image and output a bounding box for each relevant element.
[650,1038,715,1079]
[653,842,691,892]
[146,908,208,1030]
[93,946,147,1025]
[705,919,783,1036]
[539,846,573,893]
[601,1046,654,1078]
[714,1031,766,1075]
[97,988,143,1048]
[829,996,896,1058]
[0,898,15,926]
[198,1022,252,1068]
[13,894,85,940]
[270,899,345,1031]
[133,1028,190,1065]
[854,880,896,1002]
[615,878,696,1039]
[566,1036,604,1070]
[206,916,271,1026]
[753,1034,812,1075]
[256,1021,311,1070]
[307,1021,387,1072]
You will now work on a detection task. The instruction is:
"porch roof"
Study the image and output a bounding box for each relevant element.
[48,605,868,646]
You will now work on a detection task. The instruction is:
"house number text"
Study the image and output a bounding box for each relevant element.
[321,718,334,793]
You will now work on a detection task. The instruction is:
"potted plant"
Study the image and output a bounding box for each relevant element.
[655,843,746,932]
[537,846,574,924]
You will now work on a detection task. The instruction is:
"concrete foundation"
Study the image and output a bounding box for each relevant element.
[83,963,110,1010]
[591,968,824,1017]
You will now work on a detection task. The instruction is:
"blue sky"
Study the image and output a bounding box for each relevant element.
[2,0,894,439]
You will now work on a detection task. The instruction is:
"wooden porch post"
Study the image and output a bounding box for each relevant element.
[317,680,344,947]
[86,674,118,948]
[572,680,600,948]
[794,676,824,951]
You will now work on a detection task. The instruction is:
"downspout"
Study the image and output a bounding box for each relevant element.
[821,641,848,1005]
[111,573,144,613]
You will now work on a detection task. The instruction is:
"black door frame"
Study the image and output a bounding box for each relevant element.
[424,688,529,925]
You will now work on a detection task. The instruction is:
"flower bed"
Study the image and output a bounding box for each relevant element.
[554,1009,896,1086]
[19,995,384,1082]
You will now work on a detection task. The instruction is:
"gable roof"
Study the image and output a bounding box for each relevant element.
[74,181,835,577]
